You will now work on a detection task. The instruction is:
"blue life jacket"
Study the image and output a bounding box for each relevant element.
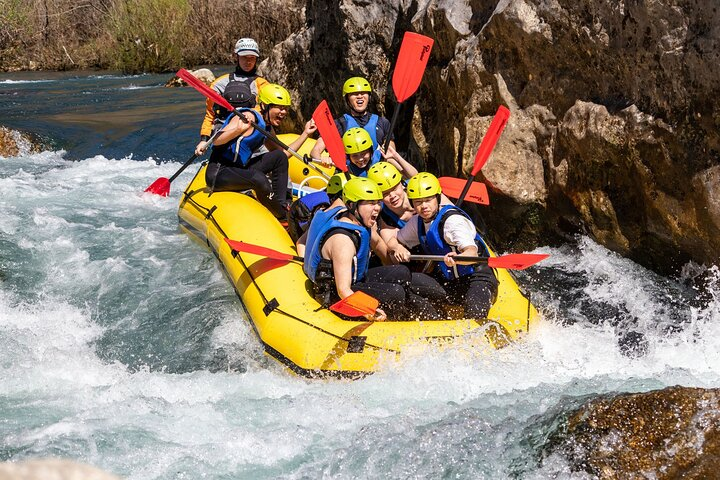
[212,109,266,166]
[295,191,331,231]
[344,113,382,175]
[418,205,491,279]
[379,204,406,229]
[304,206,372,284]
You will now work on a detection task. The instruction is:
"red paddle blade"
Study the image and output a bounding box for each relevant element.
[391,32,434,103]
[224,238,295,262]
[330,291,380,317]
[145,177,170,197]
[488,253,549,270]
[312,100,347,172]
[471,105,510,175]
[438,177,489,205]
[177,68,233,111]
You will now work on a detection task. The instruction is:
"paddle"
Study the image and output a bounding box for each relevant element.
[177,69,330,179]
[145,115,232,196]
[382,32,434,152]
[224,238,303,262]
[438,176,489,205]
[409,253,549,270]
[224,238,381,316]
[225,238,546,271]
[455,105,510,208]
[330,291,380,317]
[312,100,347,172]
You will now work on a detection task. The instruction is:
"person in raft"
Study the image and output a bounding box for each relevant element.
[303,177,443,321]
[340,127,414,177]
[195,38,269,156]
[386,172,499,319]
[310,76,395,166]
[206,83,316,219]
[289,172,352,245]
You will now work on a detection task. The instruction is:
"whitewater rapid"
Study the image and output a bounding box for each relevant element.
[0,147,717,478]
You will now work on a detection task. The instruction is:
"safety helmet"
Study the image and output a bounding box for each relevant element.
[342,177,383,204]
[342,77,372,96]
[406,172,442,200]
[258,83,292,107]
[367,162,402,192]
[234,38,260,57]
[326,173,351,196]
[342,127,373,154]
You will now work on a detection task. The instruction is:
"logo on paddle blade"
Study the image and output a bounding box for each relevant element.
[420,44,431,61]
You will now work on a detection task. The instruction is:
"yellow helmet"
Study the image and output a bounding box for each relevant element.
[342,76,372,95]
[326,173,352,196]
[367,162,402,192]
[406,172,442,200]
[258,83,291,107]
[342,127,373,154]
[342,177,383,204]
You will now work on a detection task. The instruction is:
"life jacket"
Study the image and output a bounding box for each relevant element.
[379,204,407,229]
[287,191,331,242]
[304,206,371,284]
[343,113,382,175]
[213,75,261,122]
[418,205,491,280]
[209,109,266,167]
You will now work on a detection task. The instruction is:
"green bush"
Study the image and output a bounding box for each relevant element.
[107,0,191,73]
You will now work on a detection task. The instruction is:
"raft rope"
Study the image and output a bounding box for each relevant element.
[180,187,398,354]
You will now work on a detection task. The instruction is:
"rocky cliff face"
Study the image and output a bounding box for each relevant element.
[265,0,720,273]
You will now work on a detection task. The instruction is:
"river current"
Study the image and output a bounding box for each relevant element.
[1,72,718,479]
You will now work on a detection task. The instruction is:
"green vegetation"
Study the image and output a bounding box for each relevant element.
[0,0,303,73]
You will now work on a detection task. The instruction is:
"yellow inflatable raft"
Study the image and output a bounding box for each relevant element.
[178,135,539,378]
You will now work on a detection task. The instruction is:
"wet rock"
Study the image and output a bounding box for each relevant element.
[0,126,43,157]
[264,0,720,273]
[0,458,120,480]
[545,386,720,478]
[165,68,215,87]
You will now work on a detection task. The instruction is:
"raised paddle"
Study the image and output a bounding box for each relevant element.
[383,32,434,152]
[224,238,381,316]
[312,100,347,172]
[145,115,232,196]
[438,176,489,205]
[177,69,330,179]
[409,253,549,270]
[455,105,510,208]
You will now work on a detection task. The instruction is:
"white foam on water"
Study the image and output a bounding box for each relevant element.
[1,150,718,478]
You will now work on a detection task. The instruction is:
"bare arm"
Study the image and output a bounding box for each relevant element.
[214,113,254,146]
[382,144,418,178]
[295,230,308,257]
[322,234,357,300]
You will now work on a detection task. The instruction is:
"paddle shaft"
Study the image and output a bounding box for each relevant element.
[410,254,487,262]
[454,173,477,209]
[167,118,230,183]
[382,104,401,152]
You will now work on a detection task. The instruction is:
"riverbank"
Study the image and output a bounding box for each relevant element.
[0,0,303,73]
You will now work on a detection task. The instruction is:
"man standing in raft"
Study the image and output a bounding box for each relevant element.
[195,38,269,156]
[310,77,396,165]
[386,173,499,319]
[206,83,316,219]
[303,177,441,321]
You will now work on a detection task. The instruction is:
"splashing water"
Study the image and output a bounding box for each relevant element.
[0,72,717,479]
